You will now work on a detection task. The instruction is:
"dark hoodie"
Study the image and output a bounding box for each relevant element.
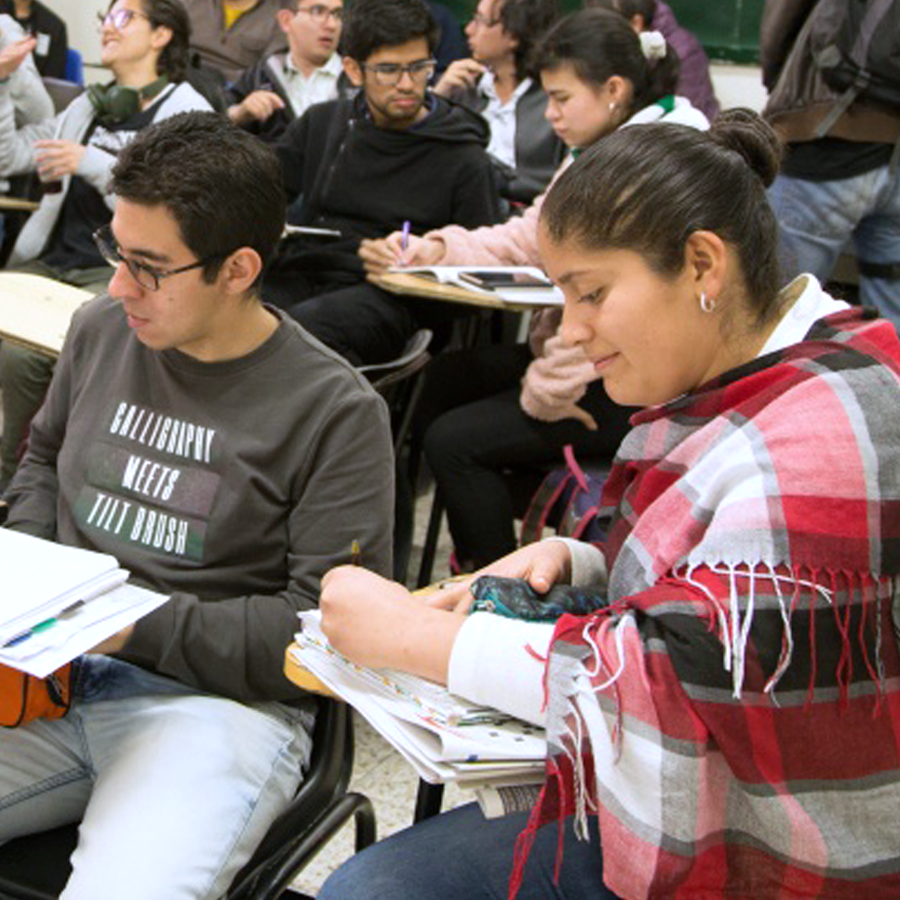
[269,91,502,290]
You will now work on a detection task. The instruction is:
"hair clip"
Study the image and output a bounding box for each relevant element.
[639,30,666,61]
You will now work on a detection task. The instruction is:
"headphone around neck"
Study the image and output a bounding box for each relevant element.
[87,75,170,125]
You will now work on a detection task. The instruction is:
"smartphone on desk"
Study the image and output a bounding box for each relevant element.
[458,270,553,290]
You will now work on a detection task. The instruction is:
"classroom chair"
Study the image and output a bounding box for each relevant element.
[358,328,433,582]
[0,696,376,900]
[62,49,83,87]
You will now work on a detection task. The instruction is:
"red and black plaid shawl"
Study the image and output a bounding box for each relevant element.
[513,309,900,899]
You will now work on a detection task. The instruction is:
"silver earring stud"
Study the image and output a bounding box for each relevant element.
[700,291,716,313]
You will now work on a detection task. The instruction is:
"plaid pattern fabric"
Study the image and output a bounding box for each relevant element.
[513,309,900,899]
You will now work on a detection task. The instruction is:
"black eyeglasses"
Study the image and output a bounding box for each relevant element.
[93,226,228,292]
[294,4,343,23]
[359,58,437,86]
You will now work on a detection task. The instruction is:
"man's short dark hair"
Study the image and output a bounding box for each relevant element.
[341,0,439,63]
[498,0,559,80]
[110,112,286,287]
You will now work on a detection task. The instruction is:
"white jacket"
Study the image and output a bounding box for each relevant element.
[0,80,211,265]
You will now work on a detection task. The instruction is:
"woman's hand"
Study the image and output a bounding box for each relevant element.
[33,140,86,181]
[0,35,36,80]
[359,232,445,276]
[425,539,573,612]
[320,566,467,683]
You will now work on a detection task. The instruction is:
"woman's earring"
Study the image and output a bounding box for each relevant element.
[700,291,716,313]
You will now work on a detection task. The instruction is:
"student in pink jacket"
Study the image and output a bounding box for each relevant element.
[362,8,708,571]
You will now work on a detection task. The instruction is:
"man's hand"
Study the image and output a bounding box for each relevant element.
[433,58,486,98]
[33,140,87,181]
[424,539,573,613]
[359,232,445,277]
[88,624,134,655]
[227,90,285,126]
[0,35,36,80]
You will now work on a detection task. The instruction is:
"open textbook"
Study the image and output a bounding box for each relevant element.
[0,529,169,678]
[388,266,563,306]
[0,272,94,357]
[290,610,547,786]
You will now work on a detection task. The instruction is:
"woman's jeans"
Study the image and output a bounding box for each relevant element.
[318,802,620,900]
[0,655,314,900]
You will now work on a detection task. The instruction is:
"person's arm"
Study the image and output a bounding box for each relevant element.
[760,0,817,90]
[275,109,311,200]
[0,51,59,176]
[120,387,395,702]
[448,148,504,230]
[1,18,53,124]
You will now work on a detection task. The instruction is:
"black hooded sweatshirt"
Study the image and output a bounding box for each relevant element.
[270,91,502,290]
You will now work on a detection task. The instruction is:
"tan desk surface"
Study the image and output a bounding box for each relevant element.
[0,197,40,213]
[374,272,543,313]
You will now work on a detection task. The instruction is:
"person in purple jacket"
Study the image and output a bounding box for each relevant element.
[589,0,718,121]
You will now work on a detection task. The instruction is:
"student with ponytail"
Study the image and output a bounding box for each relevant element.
[317,109,900,899]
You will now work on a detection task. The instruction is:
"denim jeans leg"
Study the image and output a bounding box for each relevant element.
[59,687,312,900]
[318,802,617,900]
[851,164,900,327]
[767,172,870,286]
[0,714,93,843]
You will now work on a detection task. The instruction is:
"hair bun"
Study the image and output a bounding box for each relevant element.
[709,108,782,188]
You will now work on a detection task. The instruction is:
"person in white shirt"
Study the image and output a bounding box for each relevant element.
[225,0,347,143]
[433,0,562,203]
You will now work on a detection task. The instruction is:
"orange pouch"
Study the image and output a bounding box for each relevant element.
[0,663,72,727]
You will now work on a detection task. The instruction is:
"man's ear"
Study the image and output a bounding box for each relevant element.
[276,8,294,35]
[629,13,645,33]
[343,56,364,87]
[219,247,263,296]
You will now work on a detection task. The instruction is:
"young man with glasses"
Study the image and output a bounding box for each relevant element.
[225,0,348,144]
[266,0,502,366]
[0,0,210,494]
[181,0,285,82]
[433,0,563,205]
[0,111,393,900]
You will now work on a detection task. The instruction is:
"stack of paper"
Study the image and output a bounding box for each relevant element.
[388,265,563,306]
[0,529,169,677]
[291,611,547,785]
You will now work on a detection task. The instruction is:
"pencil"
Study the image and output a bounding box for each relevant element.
[351,539,362,566]
[400,219,411,253]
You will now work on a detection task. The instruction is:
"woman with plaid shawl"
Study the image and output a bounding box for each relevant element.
[317,109,900,900]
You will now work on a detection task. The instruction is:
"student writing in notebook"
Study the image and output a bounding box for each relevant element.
[317,112,900,900]
[0,112,393,900]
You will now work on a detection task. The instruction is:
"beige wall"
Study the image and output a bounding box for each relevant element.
[42,0,107,77]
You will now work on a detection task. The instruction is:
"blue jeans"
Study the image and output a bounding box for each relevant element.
[0,656,314,900]
[318,802,618,900]
[767,165,900,328]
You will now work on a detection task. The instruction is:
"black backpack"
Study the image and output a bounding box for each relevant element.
[810,0,900,141]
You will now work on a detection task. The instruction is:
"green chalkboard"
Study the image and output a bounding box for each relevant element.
[437,0,764,65]
[669,0,764,63]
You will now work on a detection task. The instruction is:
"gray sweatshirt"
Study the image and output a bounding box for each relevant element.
[5,296,394,701]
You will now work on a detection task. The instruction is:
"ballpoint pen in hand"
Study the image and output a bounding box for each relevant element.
[400,219,411,262]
